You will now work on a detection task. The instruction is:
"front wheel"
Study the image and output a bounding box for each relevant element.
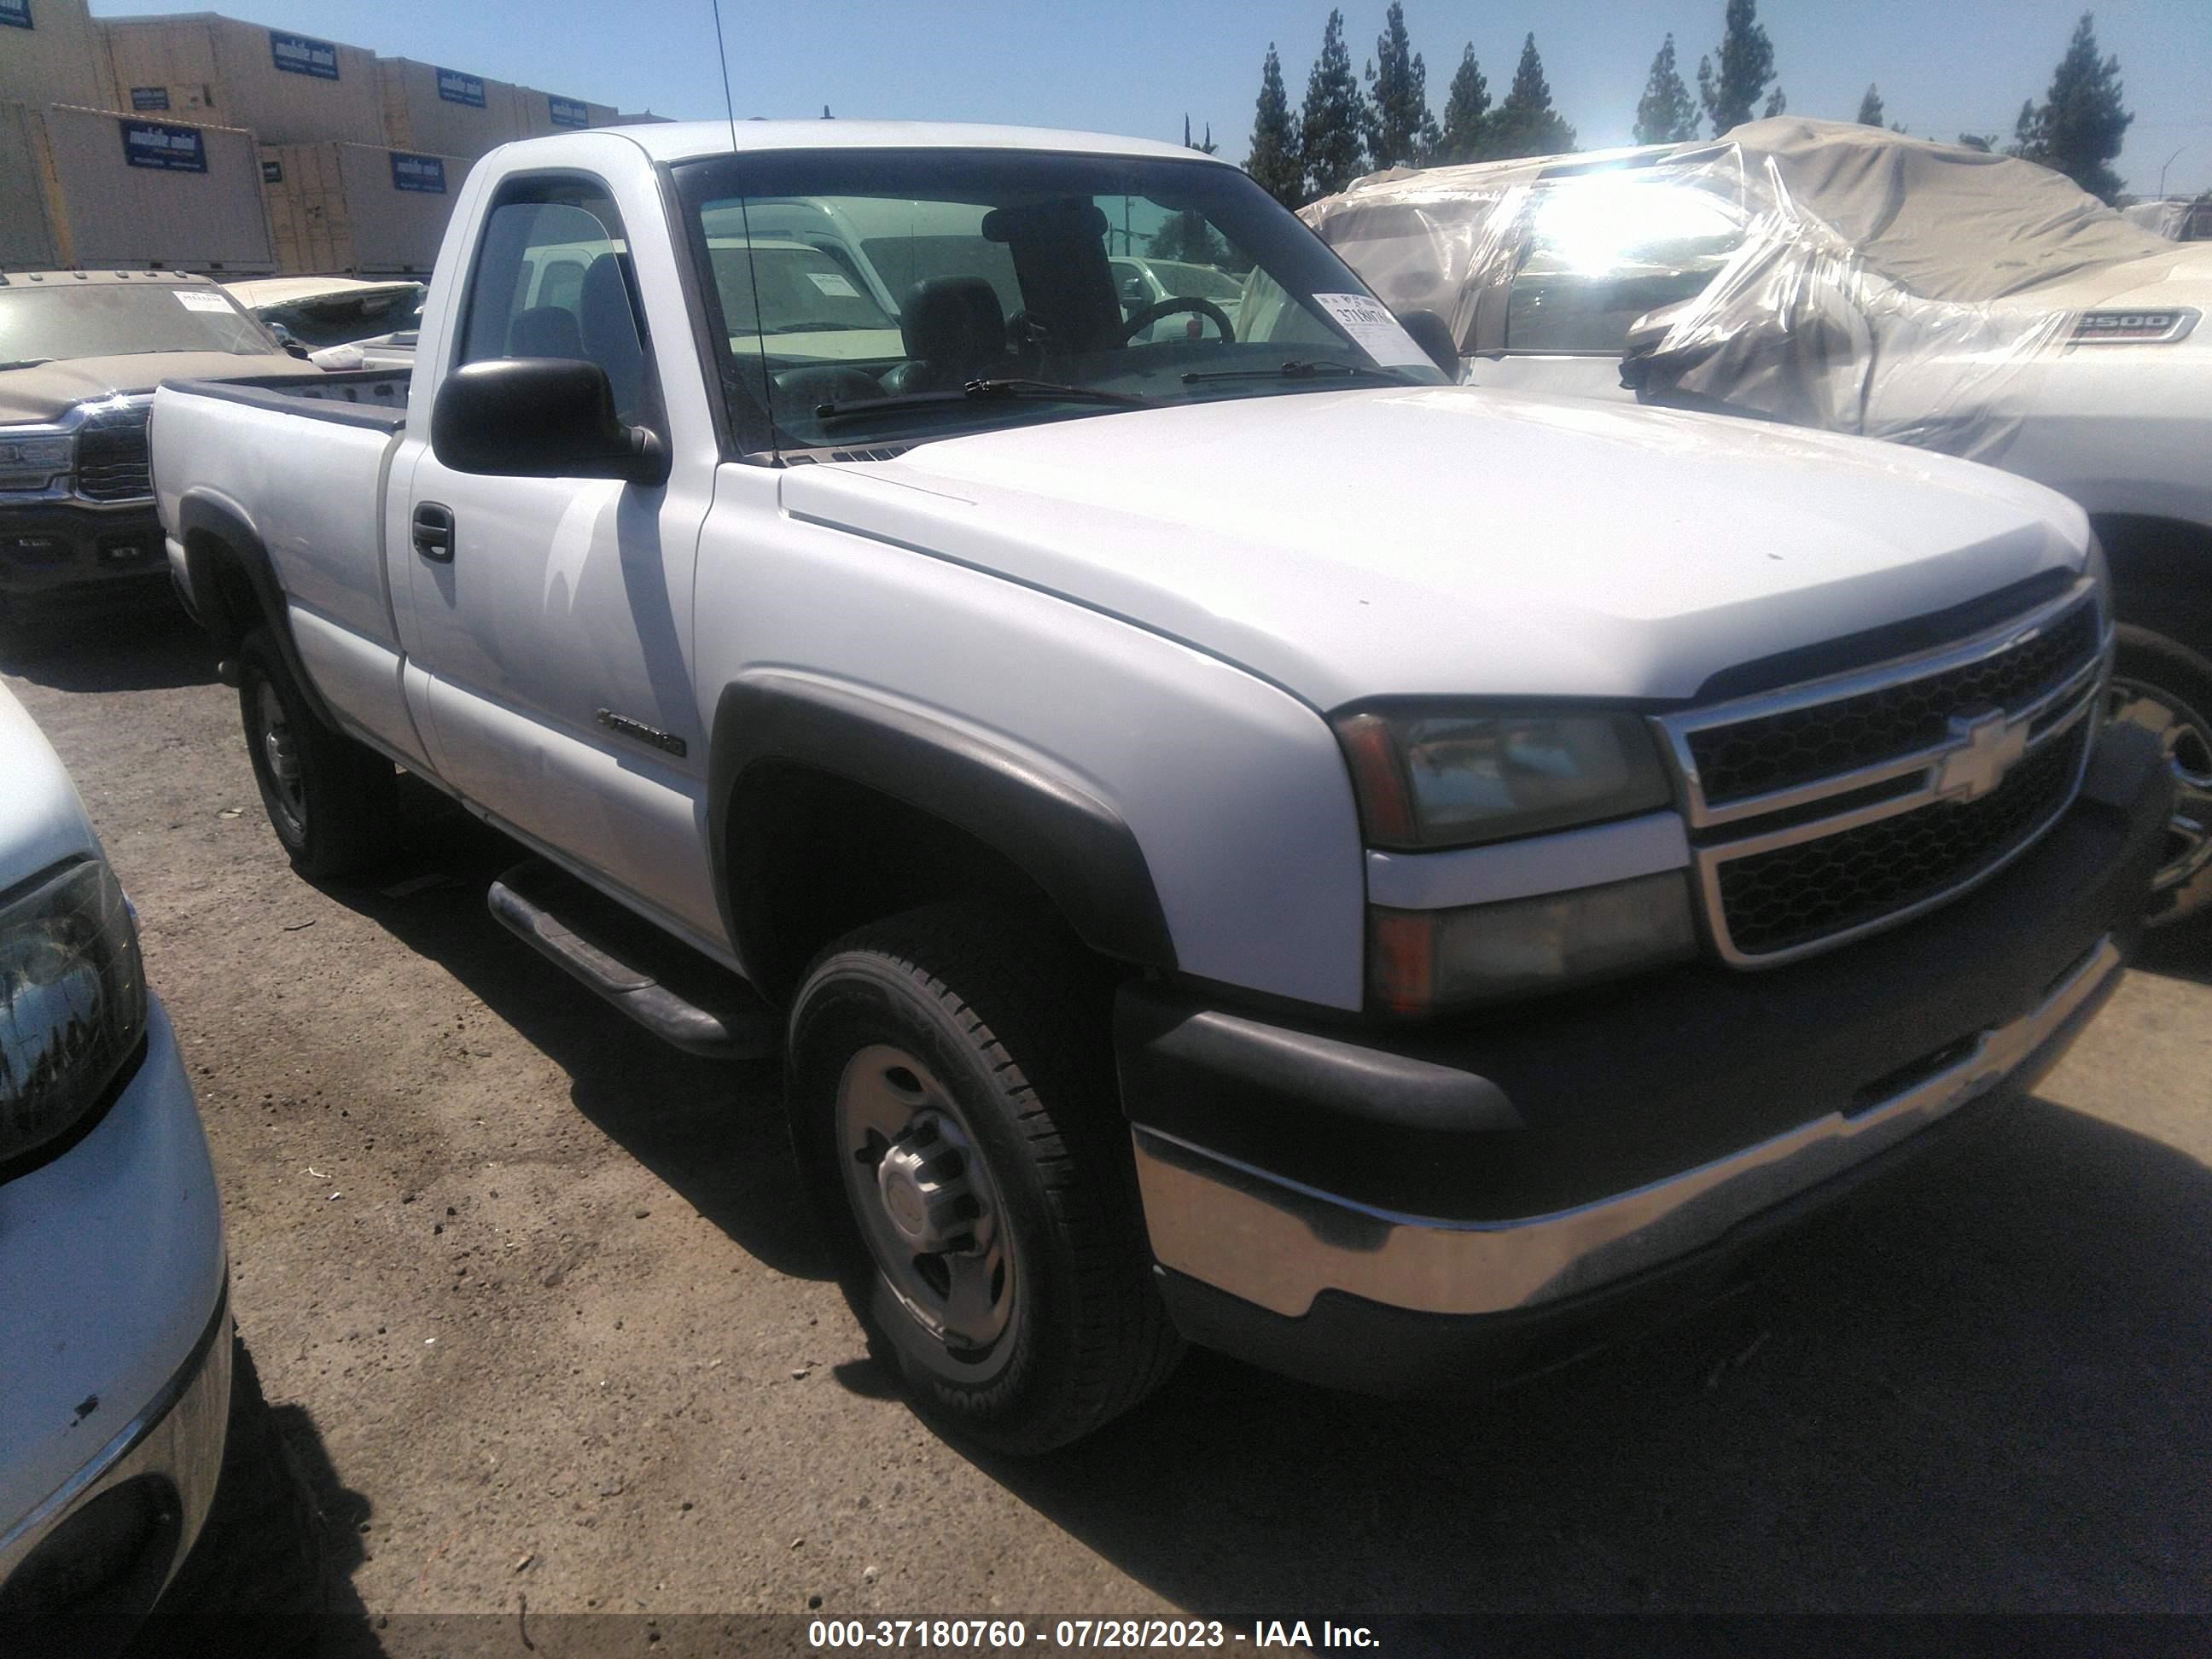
[2109,625,2212,925]
[789,904,1180,1453]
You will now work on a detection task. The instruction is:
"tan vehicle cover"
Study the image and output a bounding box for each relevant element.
[1303,119,2203,463]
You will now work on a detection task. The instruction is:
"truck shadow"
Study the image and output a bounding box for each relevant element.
[966,1097,2212,1615]
[0,599,219,693]
[311,783,827,1284]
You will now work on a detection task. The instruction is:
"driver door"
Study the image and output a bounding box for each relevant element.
[393,172,724,945]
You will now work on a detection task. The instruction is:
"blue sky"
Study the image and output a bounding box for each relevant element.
[90,0,2212,195]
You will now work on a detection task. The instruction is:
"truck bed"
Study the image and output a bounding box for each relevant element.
[160,367,410,432]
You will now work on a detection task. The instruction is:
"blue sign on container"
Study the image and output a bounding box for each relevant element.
[436,67,487,108]
[131,86,171,112]
[548,95,589,129]
[119,119,208,174]
[270,30,340,79]
[390,152,447,195]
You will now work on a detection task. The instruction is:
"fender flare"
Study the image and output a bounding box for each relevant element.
[174,492,341,730]
[708,672,1177,993]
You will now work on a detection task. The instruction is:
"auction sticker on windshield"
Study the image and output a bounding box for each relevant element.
[173,289,233,313]
[1311,292,1432,369]
[806,271,860,298]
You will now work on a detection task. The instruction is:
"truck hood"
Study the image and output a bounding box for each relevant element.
[0,352,319,426]
[1995,242,2212,316]
[778,386,2088,707]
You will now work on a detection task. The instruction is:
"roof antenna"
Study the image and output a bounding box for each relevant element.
[707,0,779,463]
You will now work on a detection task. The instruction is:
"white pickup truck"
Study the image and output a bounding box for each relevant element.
[151,119,2172,1452]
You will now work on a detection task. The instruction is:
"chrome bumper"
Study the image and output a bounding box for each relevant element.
[1132,937,2122,1320]
[0,1282,230,1610]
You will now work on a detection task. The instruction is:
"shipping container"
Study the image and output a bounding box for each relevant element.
[0,101,276,273]
[377,55,524,160]
[259,139,470,277]
[99,11,383,146]
[0,0,117,113]
[513,84,619,138]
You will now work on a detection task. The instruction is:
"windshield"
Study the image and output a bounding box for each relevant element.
[253,284,424,347]
[0,283,275,364]
[677,149,1447,453]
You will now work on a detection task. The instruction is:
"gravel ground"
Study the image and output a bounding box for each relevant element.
[7,606,2209,1648]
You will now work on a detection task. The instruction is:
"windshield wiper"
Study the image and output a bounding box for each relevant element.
[0,358,54,371]
[1181,359,1414,385]
[816,378,1154,420]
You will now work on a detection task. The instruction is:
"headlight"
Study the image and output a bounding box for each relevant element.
[1369,871,1698,1015]
[1333,706,1674,849]
[0,431,74,493]
[1,859,148,1168]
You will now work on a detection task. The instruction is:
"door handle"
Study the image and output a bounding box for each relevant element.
[412,502,455,562]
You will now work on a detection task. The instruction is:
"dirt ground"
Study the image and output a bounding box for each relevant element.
[8,606,2209,1648]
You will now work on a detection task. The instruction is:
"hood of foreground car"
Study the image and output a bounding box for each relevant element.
[0,352,320,425]
[777,384,2090,708]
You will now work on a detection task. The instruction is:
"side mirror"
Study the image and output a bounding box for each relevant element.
[1398,309,1463,380]
[430,358,669,486]
[267,321,311,360]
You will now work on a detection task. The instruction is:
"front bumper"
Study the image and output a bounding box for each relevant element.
[0,502,169,605]
[1119,719,2171,1393]
[0,1001,230,1624]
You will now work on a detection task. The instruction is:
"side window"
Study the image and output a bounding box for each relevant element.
[1505,180,1743,356]
[458,183,655,427]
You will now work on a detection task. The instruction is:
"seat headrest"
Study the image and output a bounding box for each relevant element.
[509,305,584,359]
[899,276,1005,370]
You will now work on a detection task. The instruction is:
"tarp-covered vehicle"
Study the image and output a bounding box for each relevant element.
[1306,119,2212,919]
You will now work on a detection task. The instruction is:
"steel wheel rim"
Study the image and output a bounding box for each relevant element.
[2108,677,2212,895]
[253,679,308,839]
[835,1043,1019,1378]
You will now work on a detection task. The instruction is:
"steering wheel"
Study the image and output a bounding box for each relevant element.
[1120,295,1236,345]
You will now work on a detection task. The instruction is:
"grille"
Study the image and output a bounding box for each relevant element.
[1688,602,2098,806]
[75,408,153,503]
[1715,719,2090,957]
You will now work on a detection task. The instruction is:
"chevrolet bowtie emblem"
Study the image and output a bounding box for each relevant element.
[1933,709,2029,803]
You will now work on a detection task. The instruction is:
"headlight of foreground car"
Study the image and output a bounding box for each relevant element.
[1333,706,1674,849]
[0,430,75,494]
[1335,705,1689,1013]
[0,859,148,1167]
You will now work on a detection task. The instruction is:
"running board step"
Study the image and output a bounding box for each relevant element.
[486,859,779,1060]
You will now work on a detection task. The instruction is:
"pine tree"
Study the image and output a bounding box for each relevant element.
[1246,44,1305,207]
[1436,45,1490,164]
[1633,36,1699,146]
[1762,85,1787,119]
[1300,9,1371,198]
[2008,13,2133,203]
[1697,0,1777,137]
[1856,84,1885,126]
[1363,2,1433,170]
[1487,33,1576,160]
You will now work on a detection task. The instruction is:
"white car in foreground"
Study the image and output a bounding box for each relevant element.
[0,684,316,1647]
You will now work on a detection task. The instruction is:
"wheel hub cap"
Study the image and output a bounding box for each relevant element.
[836,1045,1016,1365]
[874,1115,980,1255]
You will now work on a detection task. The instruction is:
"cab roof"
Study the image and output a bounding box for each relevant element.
[562,119,1232,168]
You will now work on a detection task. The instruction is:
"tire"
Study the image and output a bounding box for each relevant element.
[137,1336,327,1656]
[237,626,399,878]
[2109,624,2212,925]
[789,903,1181,1454]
